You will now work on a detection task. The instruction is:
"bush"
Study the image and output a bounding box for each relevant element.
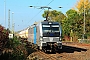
[9,36,28,60]
[0,36,28,60]
[0,25,9,51]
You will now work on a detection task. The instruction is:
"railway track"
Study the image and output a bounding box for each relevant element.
[36,51,58,60]
[26,43,88,60]
[20,39,88,60]
[27,50,79,60]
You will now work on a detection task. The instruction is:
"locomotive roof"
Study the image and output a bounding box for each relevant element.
[41,21,59,25]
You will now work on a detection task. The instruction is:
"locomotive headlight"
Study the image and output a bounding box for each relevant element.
[49,22,52,24]
[40,37,43,40]
[59,38,62,41]
[40,36,43,40]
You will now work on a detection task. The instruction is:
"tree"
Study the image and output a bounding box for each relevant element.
[42,10,66,38]
[76,0,90,38]
[76,0,90,14]
[42,10,66,23]
[62,9,84,38]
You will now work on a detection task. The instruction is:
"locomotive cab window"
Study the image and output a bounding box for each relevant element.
[42,25,60,33]
[51,25,59,32]
[42,25,51,32]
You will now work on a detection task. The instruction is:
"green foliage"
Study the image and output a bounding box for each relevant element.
[42,10,66,22]
[42,10,48,18]
[10,44,27,60]
[13,36,21,47]
[1,36,28,60]
[10,37,27,60]
[42,8,90,41]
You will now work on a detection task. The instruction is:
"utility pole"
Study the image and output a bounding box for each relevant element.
[13,23,15,34]
[4,0,6,28]
[8,9,10,30]
[12,12,14,34]
[59,6,63,23]
[83,0,85,41]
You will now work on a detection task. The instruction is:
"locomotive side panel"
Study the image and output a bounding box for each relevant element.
[36,26,40,46]
[28,27,34,43]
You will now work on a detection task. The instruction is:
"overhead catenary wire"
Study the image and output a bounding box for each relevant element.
[47,0,54,6]
[26,10,43,25]
[23,0,54,29]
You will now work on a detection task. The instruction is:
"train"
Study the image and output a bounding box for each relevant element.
[17,28,29,40]
[28,20,62,52]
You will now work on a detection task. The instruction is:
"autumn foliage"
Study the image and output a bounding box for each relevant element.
[0,25,9,52]
[76,0,90,14]
[0,25,28,60]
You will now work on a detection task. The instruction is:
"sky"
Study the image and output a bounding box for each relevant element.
[0,0,78,31]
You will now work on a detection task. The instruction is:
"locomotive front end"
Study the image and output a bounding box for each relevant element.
[39,21,62,52]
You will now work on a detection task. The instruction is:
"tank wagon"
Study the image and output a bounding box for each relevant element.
[18,28,29,40]
[28,20,62,52]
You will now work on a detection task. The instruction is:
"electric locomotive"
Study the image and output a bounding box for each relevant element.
[28,20,62,52]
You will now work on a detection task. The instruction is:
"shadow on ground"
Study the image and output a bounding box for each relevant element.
[58,45,87,53]
[46,45,87,54]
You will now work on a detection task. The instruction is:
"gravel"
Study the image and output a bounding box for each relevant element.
[27,43,90,60]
